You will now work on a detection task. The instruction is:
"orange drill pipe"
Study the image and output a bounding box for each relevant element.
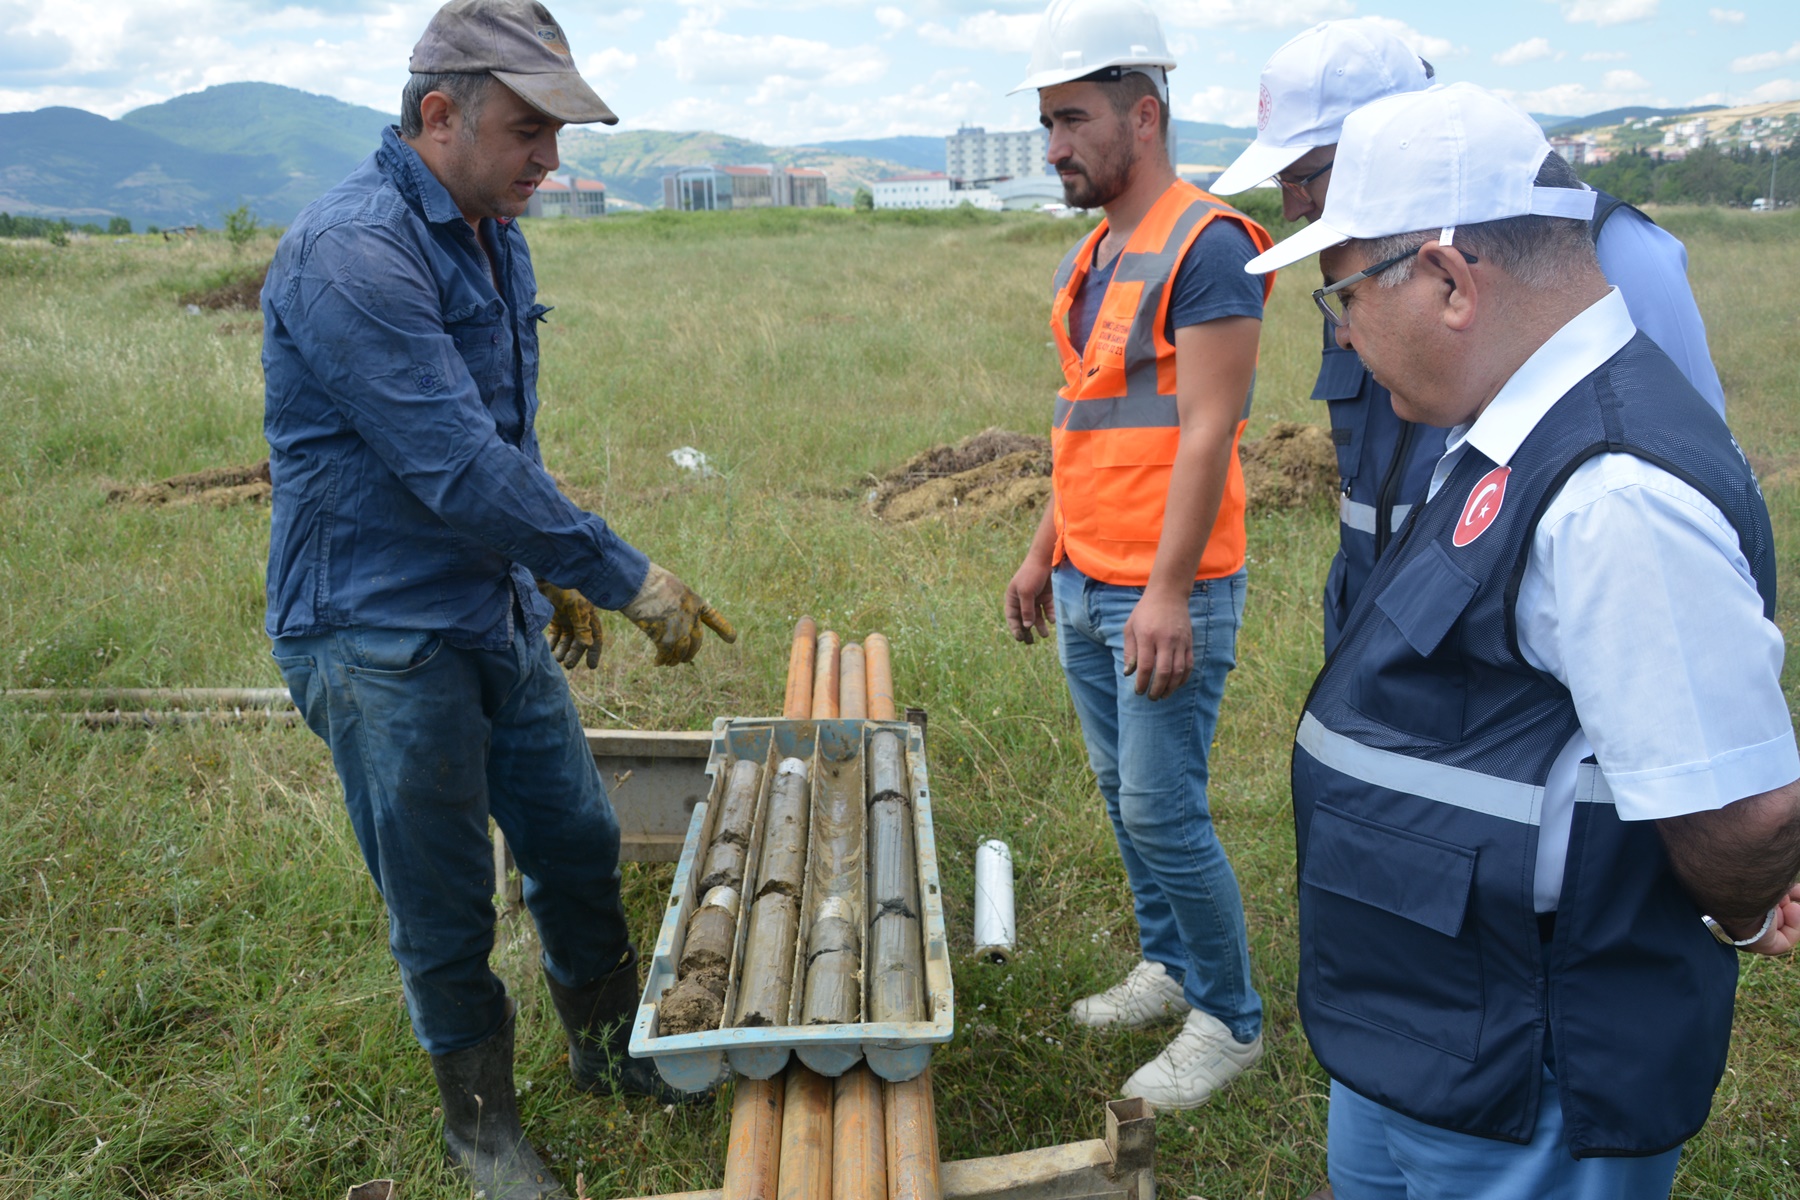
[784,617,818,721]
[840,642,868,720]
[864,633,896,722]
[811,631,841,720]
[833,1064,888,1200]
[777,1065,834,1200]
[722,1075,784,1200]
[885,1069,942,1200]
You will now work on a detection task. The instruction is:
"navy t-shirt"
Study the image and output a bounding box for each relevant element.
[1069,218,1264,356]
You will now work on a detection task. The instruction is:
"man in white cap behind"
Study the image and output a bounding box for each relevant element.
[1211,19,1727,659]
[262,2,731,1195]
[1003,0,1276,1110]
[1248,81,1800,1197]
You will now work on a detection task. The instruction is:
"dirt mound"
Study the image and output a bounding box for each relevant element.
[179,263,269,312]
[872,423,1339,524]
[1241,422,1338,513]
[872,428,1052,523]
[107,460,272,509]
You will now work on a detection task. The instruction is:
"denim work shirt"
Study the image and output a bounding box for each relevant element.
[261,127,647,648]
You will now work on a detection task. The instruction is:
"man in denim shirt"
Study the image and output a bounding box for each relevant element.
[262,3,731,1195]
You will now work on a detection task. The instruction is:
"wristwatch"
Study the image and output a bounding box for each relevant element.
[1702,907,1778,948]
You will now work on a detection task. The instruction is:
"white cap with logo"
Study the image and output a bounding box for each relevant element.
[1244,82,1598,275]
[1210,18,1434,197]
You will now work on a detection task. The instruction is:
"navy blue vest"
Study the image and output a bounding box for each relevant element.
[1317,188,1651,657]
[1292,332,1774,1156]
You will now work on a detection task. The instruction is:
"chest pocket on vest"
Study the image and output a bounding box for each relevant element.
[1313,347,1367,486]
[1350,540,1478,743]
[446,298,508,398]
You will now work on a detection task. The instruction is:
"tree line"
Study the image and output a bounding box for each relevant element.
[0,213,137,240]
[1579,145,1796,208]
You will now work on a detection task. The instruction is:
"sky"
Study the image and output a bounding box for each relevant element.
[1,0,1797,145]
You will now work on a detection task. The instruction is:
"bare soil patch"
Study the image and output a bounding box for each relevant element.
[179,262,269,312]
[106,460,272,509]
[870,422,1339,523]
[1240,421,1339,513]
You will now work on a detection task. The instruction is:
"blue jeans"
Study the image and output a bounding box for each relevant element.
[1328,1076,1682,1199]
[1053,562,1262,1043]
[272,624,631,1055]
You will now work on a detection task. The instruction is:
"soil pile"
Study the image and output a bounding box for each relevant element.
[1240,422,1338,513]
[180,263,270,312]
[107,461,272,509]
[871,428,1052,524]
[870,422,1339,523]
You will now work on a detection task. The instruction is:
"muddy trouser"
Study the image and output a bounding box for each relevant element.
[272,623,631,1055]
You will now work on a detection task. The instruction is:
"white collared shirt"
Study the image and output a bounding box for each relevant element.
[1427,289,1797,911]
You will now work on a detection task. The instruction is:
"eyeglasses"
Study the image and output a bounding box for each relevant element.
[1274,159,1333,201]
[1313,245,1480,330]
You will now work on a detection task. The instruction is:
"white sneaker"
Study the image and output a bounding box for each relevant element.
[1068,960,1190,1029]
[1120,1008,1263,1111]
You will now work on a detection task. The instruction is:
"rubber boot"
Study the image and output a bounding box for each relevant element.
[430,1004,568,1200]
[544,948,705,1104]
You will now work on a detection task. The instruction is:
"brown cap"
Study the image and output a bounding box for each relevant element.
[409,0,618,125]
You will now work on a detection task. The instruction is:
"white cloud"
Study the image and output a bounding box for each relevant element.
[1708,8,1745,24]
[874,6,908,31]
[1494,37,1555,67]
[916,12,1038,54]
[1158,0,1354,32]
[1495,79,1668,115]
[1559,0,1658,27]
[1602,68,1650,91]
[1580,50,1629,62]
[655,9,887,88]
[1731,43,1800,74]
[1751,78,1800,102]
[586,47,638,80]
[1358,17,1466,61]
[1177,85,1258,126]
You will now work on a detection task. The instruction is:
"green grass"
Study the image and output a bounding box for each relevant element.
[2,206,1798,1198]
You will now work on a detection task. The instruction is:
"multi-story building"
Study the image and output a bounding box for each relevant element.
[871,173,1007,211]
[525,175,607,218]
[662,165,830,211]
[945,126,1053,186]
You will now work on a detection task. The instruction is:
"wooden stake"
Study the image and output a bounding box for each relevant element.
[840,642,868,720]
[784,618,818,721]
[812,632,841,720]
[777,1065,834,1200]
[834,1065,888,1200]
[722,1075,785,1200]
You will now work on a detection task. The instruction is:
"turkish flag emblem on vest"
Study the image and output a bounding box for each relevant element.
[1454,465,1511,548]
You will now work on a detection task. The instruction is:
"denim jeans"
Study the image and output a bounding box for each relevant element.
[1053,562,1262,1043]
[1327,1076,1682,1199]
[272,624,631,1055]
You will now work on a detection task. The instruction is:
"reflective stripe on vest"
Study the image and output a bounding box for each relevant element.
[1296,712,1545,826]
[1339,496,1414,536]
[1048,181,1274,586]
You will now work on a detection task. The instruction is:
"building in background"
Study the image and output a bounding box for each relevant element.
[946,126,1053,186]
[662,164,829,211]
[525,175,606,218]
[871,173,1005,211]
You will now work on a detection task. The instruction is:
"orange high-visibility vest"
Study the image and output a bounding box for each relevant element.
[1049,181,1274,586]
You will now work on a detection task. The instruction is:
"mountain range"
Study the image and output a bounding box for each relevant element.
[0,81,1723,228]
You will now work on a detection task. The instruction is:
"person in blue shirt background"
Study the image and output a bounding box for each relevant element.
[261,3,731,1196]
[1209,18,1728,658]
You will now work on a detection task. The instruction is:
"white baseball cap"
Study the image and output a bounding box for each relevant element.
[1210,18,1433,197]
[1244,83,1598,275]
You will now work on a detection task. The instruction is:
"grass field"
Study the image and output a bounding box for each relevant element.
[2,203,1798,1199]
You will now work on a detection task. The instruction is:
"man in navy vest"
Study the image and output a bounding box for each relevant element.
[1244,83,1800,1198]
[1209,19,1727,657]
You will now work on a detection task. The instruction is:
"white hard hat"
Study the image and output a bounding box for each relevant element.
[1008,0,1176,96]
[1245,83,1597,275]
[1211,18,1434,197]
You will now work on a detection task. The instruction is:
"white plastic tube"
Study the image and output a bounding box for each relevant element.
[973,839,1016,964]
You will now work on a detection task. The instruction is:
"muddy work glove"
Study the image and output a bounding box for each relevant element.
[537,581,606,670]
[621,563,737,666]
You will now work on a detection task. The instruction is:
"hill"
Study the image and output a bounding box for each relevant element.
[0,105,290,227]
[1538,104,1723,135]
[802,136,943,173]
[555,128,916,208]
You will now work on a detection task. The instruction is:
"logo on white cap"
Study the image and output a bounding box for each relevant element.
[1257,84,1272,132]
